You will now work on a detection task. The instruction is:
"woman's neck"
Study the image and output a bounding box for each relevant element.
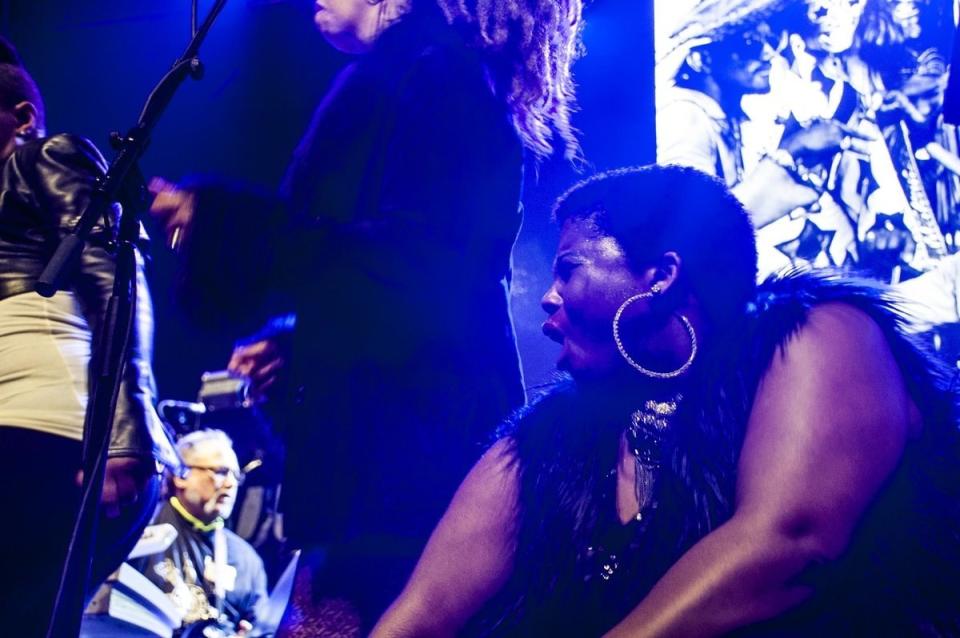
[577,375,688,417]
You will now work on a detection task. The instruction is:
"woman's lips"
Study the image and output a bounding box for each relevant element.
[542,321,564,344]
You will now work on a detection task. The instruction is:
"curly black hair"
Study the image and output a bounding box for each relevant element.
[554,164,759,335]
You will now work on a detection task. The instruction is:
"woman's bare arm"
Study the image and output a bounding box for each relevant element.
[605,303,918,637]
[372,438,520,637]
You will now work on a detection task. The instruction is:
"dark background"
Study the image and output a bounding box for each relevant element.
[0,0,655,400]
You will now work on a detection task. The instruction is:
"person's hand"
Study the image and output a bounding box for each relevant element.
[148,177,196,252]
[228,338,286,402]
[76,456,154,518]
[861,213,917,278]
[781,118,875,161]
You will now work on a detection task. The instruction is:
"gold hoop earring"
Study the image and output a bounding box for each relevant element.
[612,287,697,380]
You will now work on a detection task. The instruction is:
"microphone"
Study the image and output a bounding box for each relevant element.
[157,400,206,431]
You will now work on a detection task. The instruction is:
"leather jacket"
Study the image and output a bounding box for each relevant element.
[0,133,178,466]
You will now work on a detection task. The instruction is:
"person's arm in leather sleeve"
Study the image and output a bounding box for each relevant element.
[24,133,176,511]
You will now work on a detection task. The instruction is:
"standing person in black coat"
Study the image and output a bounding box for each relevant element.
[149,0,584,630]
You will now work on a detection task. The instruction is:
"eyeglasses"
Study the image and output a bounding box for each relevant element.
[736,28,788,60]
[712,27,787,62]
[186,465,246,486]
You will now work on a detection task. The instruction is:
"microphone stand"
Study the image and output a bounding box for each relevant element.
[39,2,228,635]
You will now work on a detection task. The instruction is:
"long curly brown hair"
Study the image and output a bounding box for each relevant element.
[433,0,584,161]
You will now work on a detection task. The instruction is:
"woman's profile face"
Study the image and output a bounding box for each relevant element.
[541,218,647,381]
[313,0,381,54]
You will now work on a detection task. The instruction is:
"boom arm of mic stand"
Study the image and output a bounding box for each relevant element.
[42,3,230,637]
[36,0,224,297]
[36,57,204,297]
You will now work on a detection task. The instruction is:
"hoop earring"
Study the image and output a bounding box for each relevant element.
[612,287,698,380]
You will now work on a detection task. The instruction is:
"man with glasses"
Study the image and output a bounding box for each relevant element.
[132,429,268,637]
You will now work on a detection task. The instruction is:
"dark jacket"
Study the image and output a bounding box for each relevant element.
[0,133,176,463]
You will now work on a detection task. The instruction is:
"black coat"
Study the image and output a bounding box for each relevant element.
[181,7,525,572]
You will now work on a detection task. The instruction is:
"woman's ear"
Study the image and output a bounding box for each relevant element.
[380,0,412,30]
[12,101,38,138]
[648,251,681,294]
